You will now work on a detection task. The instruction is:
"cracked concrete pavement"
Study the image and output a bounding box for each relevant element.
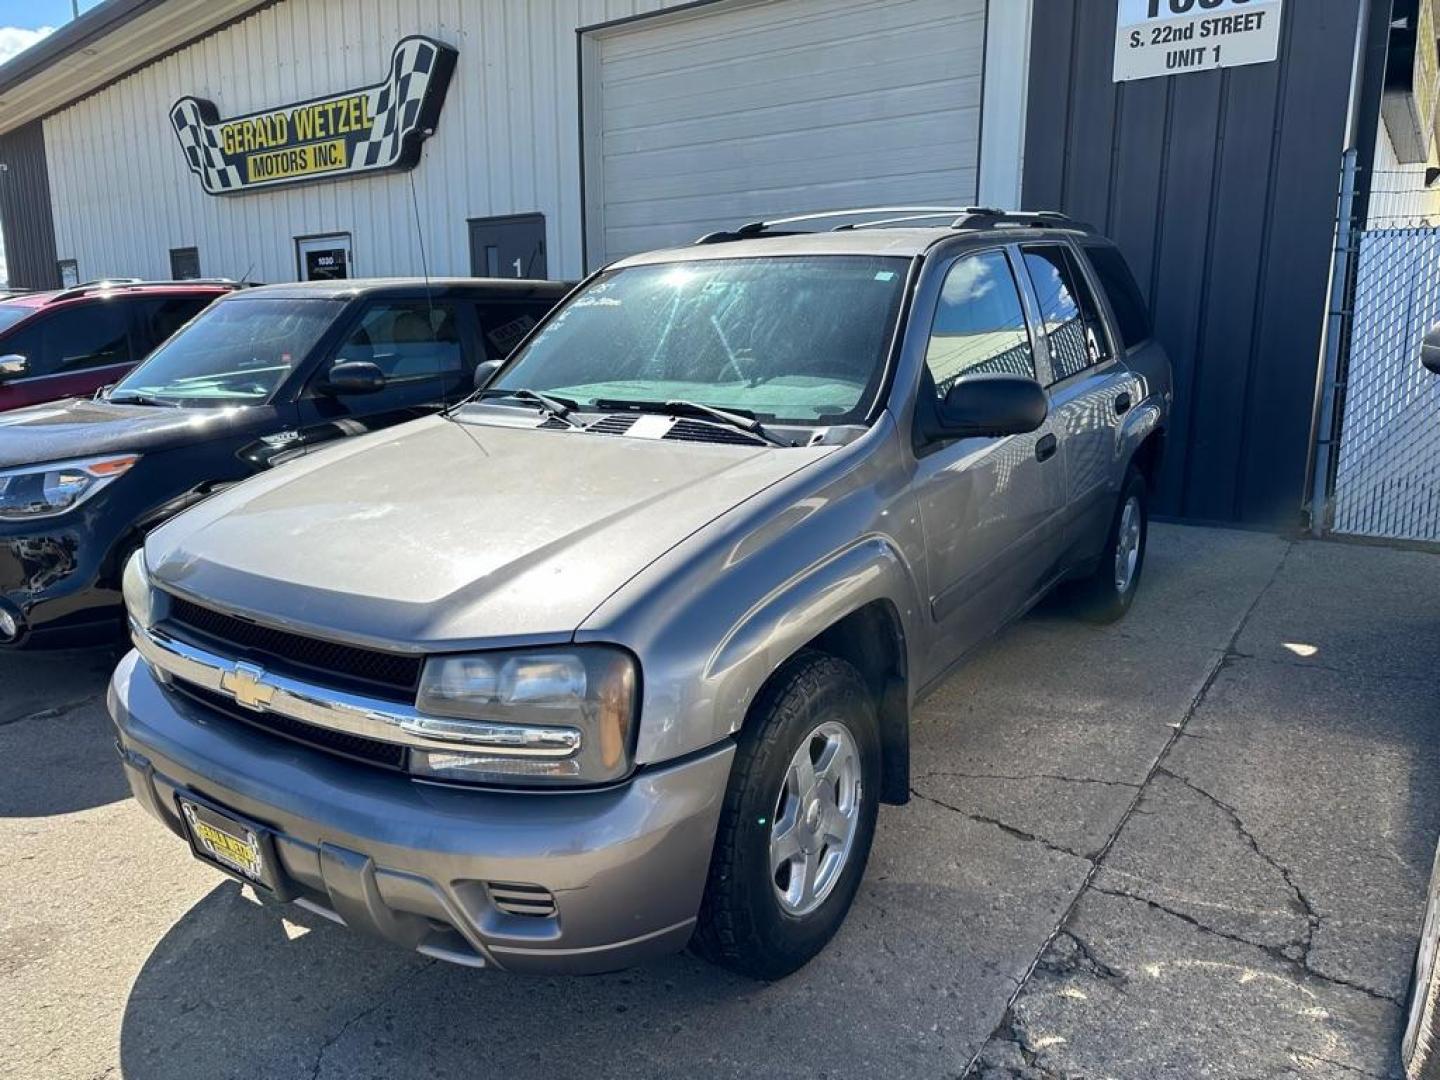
[1,524,1436,1079]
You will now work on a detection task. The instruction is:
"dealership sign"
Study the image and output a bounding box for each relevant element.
[1114,0,1283,83]
[170,36,457,195]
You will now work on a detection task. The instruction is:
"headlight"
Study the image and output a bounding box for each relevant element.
[409,646,637,786]
[122,548,159,631]
[0,454,138,520]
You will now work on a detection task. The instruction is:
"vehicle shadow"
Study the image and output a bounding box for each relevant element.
[0,645,132,816]
[117,882,759,1080]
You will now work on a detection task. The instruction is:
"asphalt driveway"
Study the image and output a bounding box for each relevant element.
[1,524,1436,1080]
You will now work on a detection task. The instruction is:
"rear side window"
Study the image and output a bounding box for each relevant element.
[923,250,1036,399]
[1022,246,1112,383]
[0,300,133,377]
[475,301,550,360]
[1084,244,1152,350]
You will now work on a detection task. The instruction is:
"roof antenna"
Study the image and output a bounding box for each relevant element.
[408,144,444,400]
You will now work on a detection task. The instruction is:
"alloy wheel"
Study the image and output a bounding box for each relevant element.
[1114,495,1143,594]
[769,720,862,917]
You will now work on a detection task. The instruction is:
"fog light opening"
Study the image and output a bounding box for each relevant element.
[0,604,23,644]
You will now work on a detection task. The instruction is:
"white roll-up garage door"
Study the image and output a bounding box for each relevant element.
[582,0,987,266]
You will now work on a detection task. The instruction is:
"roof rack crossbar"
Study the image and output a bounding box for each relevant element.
[49,277,245,302]
[951,209,1094,232]
[694,207,1093,246]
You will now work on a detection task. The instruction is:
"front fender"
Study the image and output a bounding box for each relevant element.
[577,417,928,766]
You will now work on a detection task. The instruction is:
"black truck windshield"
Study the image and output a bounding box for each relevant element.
[111,297,336,406]
[489,256,909,425]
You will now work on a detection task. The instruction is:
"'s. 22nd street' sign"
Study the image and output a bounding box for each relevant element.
[171,35,457,196]
[1113,0,1283,83]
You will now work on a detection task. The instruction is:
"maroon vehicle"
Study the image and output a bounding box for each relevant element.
[0,280,239,412]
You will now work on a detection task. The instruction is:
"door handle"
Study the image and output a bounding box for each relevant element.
[1114,392,1132,416]
[1036,433,1058,463]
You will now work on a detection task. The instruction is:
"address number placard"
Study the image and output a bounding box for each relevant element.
[1114,0,1284,83]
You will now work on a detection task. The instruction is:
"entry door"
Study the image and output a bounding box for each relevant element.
[912,249,1066,666]
[468,214,547,279]
[296,234,353,281]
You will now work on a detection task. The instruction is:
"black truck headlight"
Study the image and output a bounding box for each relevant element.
[0,454,138,520]
[409,646,637,786]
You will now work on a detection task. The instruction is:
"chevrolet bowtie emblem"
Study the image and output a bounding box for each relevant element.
[221,661,277,712]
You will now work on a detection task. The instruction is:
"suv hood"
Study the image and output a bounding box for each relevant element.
[147,416,833,648]
[0,397,274,468]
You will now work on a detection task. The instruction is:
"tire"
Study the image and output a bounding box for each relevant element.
[1069,466,1149,624]
[1403,841,1440,1078]
[691,651,881,980]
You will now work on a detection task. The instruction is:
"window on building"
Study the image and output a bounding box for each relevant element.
[336,302,464,379]
[2,300,132,377]
[170,247,201,280]
[1084,244,1153,351]
[923,250,1036,400]
[1022,246,1112,383]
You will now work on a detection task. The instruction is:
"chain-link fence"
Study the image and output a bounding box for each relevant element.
[1329,226,1440,543]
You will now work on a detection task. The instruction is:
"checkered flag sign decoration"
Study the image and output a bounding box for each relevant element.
[355,37,442,169]
[170,97,244,193]
[170,36,457,196]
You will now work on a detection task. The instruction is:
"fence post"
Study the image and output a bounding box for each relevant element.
[1308,148,1359,537]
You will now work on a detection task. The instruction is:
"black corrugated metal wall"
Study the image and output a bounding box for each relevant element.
[0,120,59,291]
[1024,0,1361,525]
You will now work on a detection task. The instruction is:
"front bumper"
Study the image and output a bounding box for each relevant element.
[0,521,120,647]
[109,651,734,974]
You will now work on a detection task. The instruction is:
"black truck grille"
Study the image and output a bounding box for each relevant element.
[166,596,423,701]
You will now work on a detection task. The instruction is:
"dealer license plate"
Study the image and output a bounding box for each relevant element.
[178,796,272,888]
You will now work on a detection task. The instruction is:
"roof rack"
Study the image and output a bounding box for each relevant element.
[694,206,1093,244]
[49,277,245,302]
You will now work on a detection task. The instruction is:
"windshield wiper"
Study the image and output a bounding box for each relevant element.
[107,390,181,408]
[471,387,580,427]
[593,398,792,447]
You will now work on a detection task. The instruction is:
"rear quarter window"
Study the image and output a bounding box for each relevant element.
[1083,245,1153,351]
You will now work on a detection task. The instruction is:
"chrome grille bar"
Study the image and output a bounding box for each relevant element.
[132,623,581,758]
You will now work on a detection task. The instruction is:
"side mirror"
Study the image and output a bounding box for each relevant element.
[1423,324,1440,375]
[473,359,502,391]
[323,360,386,395]
[0,354,29,381]
[930,373,1048,440]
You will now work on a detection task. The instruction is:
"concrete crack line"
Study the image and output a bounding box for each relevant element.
[1092,884,1402,1008]
[958,539,1297,1079]
[1154,765,1320,928]
[913,769,1141,789]
[309,959,437,1080]
[908,787,1093,862]
[1286,1048,1392,1079]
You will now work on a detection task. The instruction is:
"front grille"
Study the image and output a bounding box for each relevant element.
[166,596,422,701]
[175,681,408,771]
[663,418,765,446]
[486,882,557,918]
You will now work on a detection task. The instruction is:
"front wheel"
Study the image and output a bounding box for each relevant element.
[1403,841,1440,1078]
[691,652,880,980]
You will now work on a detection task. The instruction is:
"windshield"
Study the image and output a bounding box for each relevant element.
[111,297,336,406]
[490,256,909,424]
[0,305,34,335]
